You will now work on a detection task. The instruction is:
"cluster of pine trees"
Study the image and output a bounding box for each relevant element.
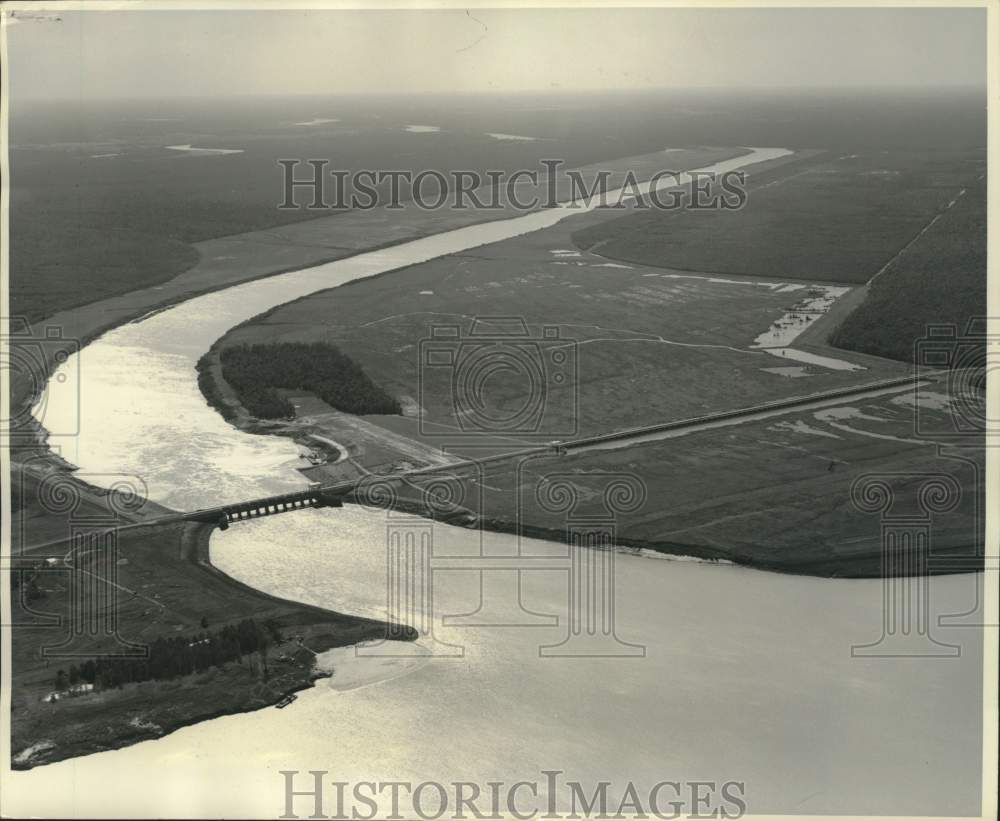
[218,342,402,419]
[54,618,279,692]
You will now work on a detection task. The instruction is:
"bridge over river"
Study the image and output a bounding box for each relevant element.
[177,372,927,530]
[19,371,931,554]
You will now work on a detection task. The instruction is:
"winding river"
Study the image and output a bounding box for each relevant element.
[11,148,984,818]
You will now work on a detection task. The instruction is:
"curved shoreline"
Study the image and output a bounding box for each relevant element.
[7,144,985,790]
[14,140,980,596]
[16,149,781,769]
[186,350,983,578]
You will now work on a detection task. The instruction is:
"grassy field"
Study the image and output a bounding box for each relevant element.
[572,150,985,284]
[9,465,407,769]
[217,196,906,443]
[203,161,981,575]
[831,178,987,362]
[6,145,742,435]
[7,91,988,770]
[389,379,983,576]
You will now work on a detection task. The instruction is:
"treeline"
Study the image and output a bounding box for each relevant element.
[217,341,401,419]
[197,354,237,423]
[831,182,986,364]
[54,618,279,692]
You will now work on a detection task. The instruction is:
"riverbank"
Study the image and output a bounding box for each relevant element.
[10,466,415,770]
[188,356,983,579]
[195,155,981,578]
[196,329,908,577]
[9,144,746,429]
[194,346,344,465]
[11,147,759,769]
[8,141,981,776]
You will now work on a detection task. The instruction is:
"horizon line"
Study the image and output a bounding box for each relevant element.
[11,83,989,104]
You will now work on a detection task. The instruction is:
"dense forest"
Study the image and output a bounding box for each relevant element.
[215,341,402,419]
[572,151,985,286]
[831,181,986,364]
[53,618,279,692]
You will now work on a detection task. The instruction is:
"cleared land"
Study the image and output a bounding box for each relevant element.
[8,145,740,426]
[206,148,982,575]
[409,382,981,576]
[9,145,759,768]
[9,464,408,769]
[572,150,985,284]
[217,190,906,446]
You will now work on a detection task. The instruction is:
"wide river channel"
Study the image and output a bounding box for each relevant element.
[13,148,985,818]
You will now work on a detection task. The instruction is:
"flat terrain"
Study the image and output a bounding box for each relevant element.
[417,381,982,575]
[832,177,987,362]
[6,91,988,784]
[218,185,907,446]
[7,145,740,427]
[12,89,985,323]
[205,146,982,575]
[229,374,982,577]
[9,95,728,323]
[9,464,406,769]
[9,144,776,767]
[572,150,985,284]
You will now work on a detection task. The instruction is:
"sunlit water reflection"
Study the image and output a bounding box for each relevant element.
[13,147,983,817]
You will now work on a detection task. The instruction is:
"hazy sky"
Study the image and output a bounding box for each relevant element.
[4,7,987,99]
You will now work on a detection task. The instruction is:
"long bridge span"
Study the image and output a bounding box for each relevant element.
[176,372,926,530]
[185,487,347,530]
[20,372,931,553]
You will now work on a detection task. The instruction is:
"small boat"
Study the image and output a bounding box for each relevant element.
[275,694,298,709]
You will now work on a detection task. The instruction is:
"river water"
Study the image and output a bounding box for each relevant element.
[11,148,984,818]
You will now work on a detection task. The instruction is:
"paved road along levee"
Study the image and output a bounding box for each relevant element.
[20,370,939,559]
